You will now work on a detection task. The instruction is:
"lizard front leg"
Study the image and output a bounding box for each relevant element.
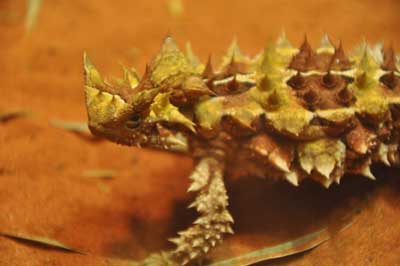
[170,157,234,265]
[140,157,234,266]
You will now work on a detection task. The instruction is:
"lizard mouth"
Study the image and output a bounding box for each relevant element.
[141,123,189,152]
[112,121,190,152]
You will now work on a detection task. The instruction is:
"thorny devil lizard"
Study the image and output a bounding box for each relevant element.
[83,33,400,266]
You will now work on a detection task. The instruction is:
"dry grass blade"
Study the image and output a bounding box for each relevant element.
[208,213,356,266]
[0,109,31,123]
[0,232,85,254]
[50,119,90,133]
[208,228,328,266]
[26,0,43,32]
[83,169,118,179]
[50,119,104,142]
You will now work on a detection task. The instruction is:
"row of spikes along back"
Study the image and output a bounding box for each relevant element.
[84,34,400,188]
[192,35,399,187]
[206,35,399,109]
[95,33,399,109]
[285,36,398,109]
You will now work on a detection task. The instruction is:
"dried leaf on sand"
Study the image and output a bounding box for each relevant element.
[0,232,85,254]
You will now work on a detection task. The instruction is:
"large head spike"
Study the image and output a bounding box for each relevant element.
[84,53,131,128]
[84,53,106,89]
[149,36,195,87]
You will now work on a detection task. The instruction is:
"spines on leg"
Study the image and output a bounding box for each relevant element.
[169,157,234,265]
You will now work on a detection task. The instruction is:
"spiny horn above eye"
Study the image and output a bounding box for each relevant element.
[84,52,106,89]
[83,53,131,127]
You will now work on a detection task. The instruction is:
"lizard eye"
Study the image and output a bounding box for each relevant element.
[125,114,142,129]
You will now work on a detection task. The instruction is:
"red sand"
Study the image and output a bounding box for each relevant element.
[1,0,400,265]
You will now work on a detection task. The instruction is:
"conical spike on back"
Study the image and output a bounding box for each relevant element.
[276,31,292,48]
[259,40,288,75]
[225,55,242,76]
[382,45,398,71]
[299,35,313,56]
[226,37,241,60]
[358,48,380,74]
[186,42,202,71]
[259,40,275,73]
[275,32,297,58]
[370,42,384,65]
[351,38,368,61]
[220,38,252,70]
[289,35,316,71]
[330,41,353,70]
[317,33,335,54]
[202,55,214,80]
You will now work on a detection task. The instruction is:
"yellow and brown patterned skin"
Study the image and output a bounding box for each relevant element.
[83,34,400,265]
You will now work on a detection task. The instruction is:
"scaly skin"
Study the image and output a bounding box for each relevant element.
[83,33,400,265]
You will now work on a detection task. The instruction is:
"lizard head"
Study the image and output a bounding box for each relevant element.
[83,37,212,152]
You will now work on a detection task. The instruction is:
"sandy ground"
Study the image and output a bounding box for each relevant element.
[1,0,400,265]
